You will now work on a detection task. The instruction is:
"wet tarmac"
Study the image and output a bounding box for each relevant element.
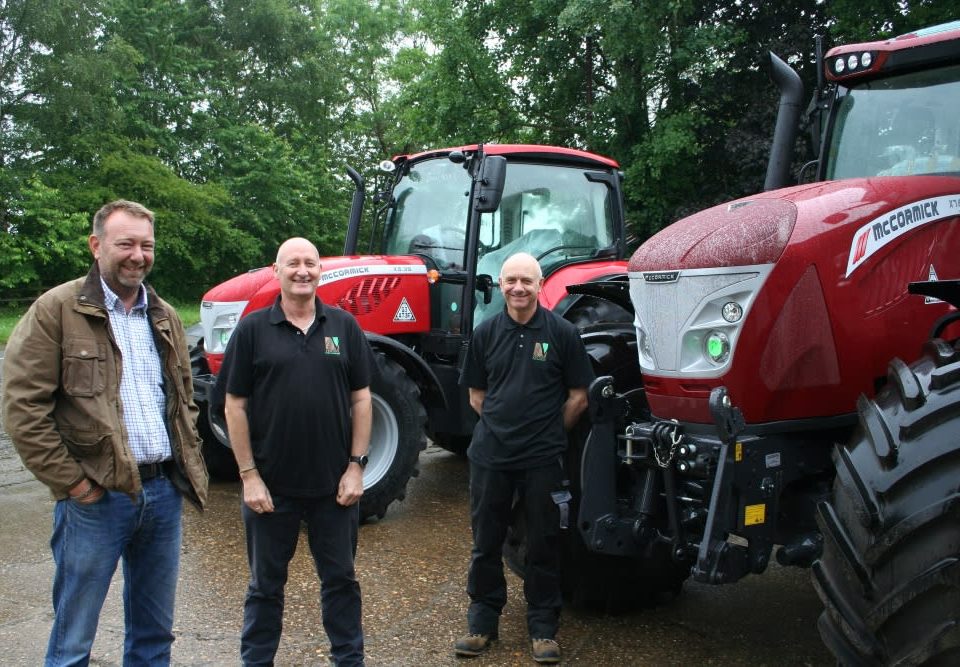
[1,340,831,666]
[0,444,831,666]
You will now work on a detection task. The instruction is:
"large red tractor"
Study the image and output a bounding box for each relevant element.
[191,144,633,521]
[560,21,960,664]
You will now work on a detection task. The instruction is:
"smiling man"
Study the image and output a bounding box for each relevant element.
[221,237,373,666]
[1,199,208,665]
[456,252,594,664]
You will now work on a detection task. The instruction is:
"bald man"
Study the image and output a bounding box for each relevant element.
[221,237,374,666]
[456,252,594,664]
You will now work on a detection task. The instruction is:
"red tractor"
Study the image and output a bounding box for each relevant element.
[562,21,960,663]
[191,144,633,521]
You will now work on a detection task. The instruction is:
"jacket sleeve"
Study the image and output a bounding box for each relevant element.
[1,296,86,494]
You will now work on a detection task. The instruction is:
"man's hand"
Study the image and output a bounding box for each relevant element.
[337,464,364,507]
[68,478,105,505]
[241,470,274,514]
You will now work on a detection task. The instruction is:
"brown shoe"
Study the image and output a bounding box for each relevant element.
[454,633,496,657]
[531,638,561,664]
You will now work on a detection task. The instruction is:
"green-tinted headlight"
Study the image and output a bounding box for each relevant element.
[705,331,730,364]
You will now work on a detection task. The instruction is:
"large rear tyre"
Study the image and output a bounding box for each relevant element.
[360,353,428,522]
[813,339,960,665]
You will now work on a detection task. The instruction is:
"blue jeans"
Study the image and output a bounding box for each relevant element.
[46,476,183,667]
[241,494,363,667]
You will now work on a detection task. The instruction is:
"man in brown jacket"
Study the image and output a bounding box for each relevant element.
[1,199,208,666]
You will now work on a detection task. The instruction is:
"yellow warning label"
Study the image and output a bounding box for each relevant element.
[744,504,766,526]
[735,442,743,462]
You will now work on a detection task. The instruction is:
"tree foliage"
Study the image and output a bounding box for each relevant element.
[1,0,955,299]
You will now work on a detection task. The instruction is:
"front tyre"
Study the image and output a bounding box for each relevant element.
[190,338,238,480]
[360,353,428,522]
[813,340,960,665]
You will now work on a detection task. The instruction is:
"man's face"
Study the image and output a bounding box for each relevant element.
[499,255,543,314]
[274,240,321,300]
[88,211,155,297]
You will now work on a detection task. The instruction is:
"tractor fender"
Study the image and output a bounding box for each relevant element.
[553,272,632,321]
[363,332,448,411]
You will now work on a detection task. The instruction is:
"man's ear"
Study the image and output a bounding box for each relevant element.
[88,234,100,259]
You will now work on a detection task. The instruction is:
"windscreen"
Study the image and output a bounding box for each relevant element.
[382,156,617,273]
[382,158,472,269]
[826,64,960,179]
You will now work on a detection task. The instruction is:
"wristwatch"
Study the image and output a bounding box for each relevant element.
[349,455,369,469]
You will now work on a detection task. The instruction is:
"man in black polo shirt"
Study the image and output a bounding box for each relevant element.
[455,252,594,664]
[221,237,373,667]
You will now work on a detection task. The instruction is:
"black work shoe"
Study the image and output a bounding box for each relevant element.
[531,638,561,664]
[454,633,496,657]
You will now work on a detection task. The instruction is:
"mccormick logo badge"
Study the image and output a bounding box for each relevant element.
[532,342,549,361]
[324,336,341,355]
[643,271,680,283]
[845,194,960,277]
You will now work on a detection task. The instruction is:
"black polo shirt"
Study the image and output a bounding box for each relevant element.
[221,296,373,497]
[460,305,594,470]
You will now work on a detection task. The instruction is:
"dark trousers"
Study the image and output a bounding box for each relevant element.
[241,493,363,667]
[467,461,563,639]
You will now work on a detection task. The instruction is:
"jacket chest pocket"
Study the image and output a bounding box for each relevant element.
[62,338,107,397]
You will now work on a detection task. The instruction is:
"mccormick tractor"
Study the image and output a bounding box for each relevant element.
[552,21,960,664]
[191,144,633,521]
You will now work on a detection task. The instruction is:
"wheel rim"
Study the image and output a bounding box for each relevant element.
[365,392,399,489]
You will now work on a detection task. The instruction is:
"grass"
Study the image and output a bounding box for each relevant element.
[0,298,202,346]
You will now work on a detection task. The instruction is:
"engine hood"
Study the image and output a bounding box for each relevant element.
[202,255,428,303]
[629,176,960,273]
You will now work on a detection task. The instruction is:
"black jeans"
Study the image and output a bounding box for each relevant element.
[467,461,563,639]
[241,493,363,666]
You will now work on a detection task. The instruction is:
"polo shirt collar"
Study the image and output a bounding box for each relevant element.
[269,295,327,325]
[100,277,148,313]
[502,304,545,330]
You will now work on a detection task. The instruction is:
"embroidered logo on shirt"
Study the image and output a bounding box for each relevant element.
[325,336,341,355]
[532,342,549,361]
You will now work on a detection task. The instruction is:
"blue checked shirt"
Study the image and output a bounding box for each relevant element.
[101,278,172,464]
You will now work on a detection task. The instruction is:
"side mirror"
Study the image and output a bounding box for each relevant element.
[476,274,495,304]
[474,156,506,213]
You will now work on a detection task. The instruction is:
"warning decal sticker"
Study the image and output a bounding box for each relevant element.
[744,503,766,526]
[393,297,416,323]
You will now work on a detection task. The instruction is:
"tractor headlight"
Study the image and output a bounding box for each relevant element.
[201,301,248,354]
[214,313,238,349]
[705,331,730,365]
[721,301,743,323]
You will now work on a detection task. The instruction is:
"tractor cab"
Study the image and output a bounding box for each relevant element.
[351,145,626,339]
[822,61,960,179]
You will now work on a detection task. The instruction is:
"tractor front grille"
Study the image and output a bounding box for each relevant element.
[336,276,402,316]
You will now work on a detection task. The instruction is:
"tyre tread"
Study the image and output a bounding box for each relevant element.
[815,345,960,665]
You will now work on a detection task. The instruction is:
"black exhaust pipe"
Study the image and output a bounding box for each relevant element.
[343,166,365,255]
[764,52,805,191]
